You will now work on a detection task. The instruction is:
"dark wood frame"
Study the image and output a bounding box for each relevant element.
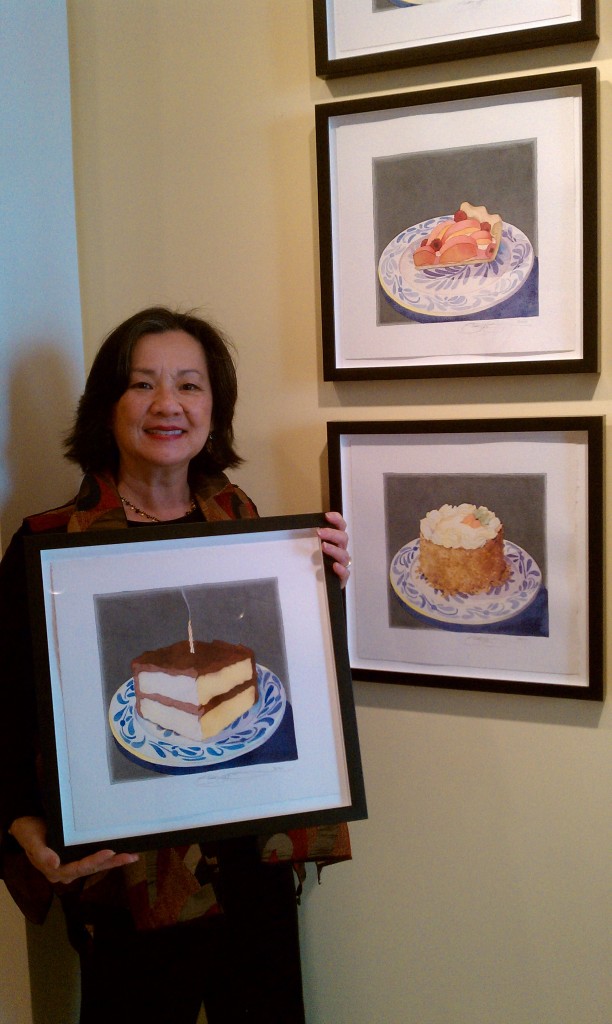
[25,514,367,858]
[316,68,598,381]
[313,0,598,79]
[327,417,604,700]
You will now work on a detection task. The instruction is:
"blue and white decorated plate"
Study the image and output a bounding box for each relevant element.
[378,217,534,319]
[109,665,286,772]
[389,539,542,627]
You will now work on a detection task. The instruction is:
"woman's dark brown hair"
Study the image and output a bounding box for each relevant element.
[64,307,242,476]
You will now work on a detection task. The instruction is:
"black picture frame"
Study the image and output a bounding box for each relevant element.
[328,417,604,700]
[313,0,598,79]
[25,514,367,859]
[316,69,598,381]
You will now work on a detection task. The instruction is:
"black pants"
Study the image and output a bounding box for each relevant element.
[63,843,305,1024]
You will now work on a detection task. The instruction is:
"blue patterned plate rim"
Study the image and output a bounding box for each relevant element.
[389,539,542,626]
[109,664,286,769]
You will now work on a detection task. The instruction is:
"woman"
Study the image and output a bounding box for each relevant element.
[0,307,351,1024]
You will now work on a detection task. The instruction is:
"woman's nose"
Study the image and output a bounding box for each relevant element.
[150,384,181,412]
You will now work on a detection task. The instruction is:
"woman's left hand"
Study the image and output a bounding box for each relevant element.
[319,511,351,589]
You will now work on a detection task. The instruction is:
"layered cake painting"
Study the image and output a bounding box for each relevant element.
[132,638,259,742]
[385,475,549,635]
[95,578,296,780]
[374,140,538,325]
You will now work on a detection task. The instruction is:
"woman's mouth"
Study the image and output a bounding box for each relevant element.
[144,428,185,437]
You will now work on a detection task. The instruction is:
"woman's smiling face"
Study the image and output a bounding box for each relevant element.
[111,330,213,477]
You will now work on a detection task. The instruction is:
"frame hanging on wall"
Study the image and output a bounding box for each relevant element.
[313,0,598,78]
[316,68,598,381]
[26,514,367,859]
[327,417,604,700]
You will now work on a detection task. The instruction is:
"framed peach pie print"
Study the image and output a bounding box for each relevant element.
[327,417,604,699]
[25,514,366,859]
[315,69,598,380]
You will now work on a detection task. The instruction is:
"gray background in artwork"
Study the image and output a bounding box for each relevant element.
[94,577,288,781]
[374,139,537,324]
[373,0,420,10]
[384,472,546,629]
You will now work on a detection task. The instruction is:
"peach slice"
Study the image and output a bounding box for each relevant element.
[438,218,480,241]
[413,244,437,267]
[438,239,479,265]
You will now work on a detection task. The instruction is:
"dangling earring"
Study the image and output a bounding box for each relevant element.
[205,431,214,453]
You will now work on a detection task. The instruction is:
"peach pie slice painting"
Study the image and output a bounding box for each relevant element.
[378,200,536,321]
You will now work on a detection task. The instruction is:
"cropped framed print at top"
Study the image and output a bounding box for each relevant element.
[327,417,604,700]
[313,0,598,78]
[316,69,598,381]
[25,514,367,859]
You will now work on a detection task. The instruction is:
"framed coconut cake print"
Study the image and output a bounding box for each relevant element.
[315,69,598,380]
[313,0,598,78]
[25,514,366,859]
[327,417,604,699]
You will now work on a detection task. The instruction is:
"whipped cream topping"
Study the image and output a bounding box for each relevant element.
[420,503,501,550]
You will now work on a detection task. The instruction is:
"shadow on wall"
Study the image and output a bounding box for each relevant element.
[27,899,80,1024]
[1,342,82,545]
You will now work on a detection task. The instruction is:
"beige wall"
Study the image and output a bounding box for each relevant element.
[3,1,611,1021]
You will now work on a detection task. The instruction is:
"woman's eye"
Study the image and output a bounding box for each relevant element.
[180,383,201,392]
[129,380,153,390]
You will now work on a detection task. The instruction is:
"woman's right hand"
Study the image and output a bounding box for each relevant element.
[9,815,138,885]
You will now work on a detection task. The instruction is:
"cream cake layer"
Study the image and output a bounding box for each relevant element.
[139,684,258,740]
